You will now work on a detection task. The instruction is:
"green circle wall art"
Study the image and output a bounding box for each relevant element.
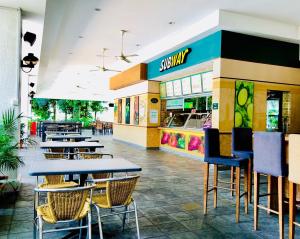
[234,80,254,128]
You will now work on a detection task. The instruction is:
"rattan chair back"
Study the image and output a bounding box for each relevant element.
[80,153,113,180]
[36,186,93,222]
[44,152,70,159]
[49,148,65,153]
[45,175,64,184]
[107,176,139,207]
[43,152,73,186]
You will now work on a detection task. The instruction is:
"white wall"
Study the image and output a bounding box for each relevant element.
[0,7,21,113]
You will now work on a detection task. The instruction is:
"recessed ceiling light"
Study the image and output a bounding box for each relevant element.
[168,21,175,25]
[136,44,141,47]
[94,8,101,11]
[78,36,84,39]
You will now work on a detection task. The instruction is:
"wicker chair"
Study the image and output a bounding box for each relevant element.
[40,153,78,189]
[79,153,113,189]
[49,147,65,153]
[88,176,140,239]
[35,186,94,239]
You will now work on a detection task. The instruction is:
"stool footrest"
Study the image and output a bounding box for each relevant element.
[257,204,279,215]
[293,221,300,227]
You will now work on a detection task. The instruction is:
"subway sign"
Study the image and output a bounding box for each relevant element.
[159,48,191,72]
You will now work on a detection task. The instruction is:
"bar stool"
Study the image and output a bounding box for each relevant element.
[288,134,300,239]
[203,128,249,223]
[232,127,253,203]
[253,132,287,239]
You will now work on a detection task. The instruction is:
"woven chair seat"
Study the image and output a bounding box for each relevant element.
[93,193,133,208]
[94,181,107,189]
[38,181,78,189]
[37,200,90,224]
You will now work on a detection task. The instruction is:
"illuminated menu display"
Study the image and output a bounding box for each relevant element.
[202,71,212,92]
[160,83,166,98]
[181,77,191,95]
[173,79,182,96]
[166,81,174,97]
[191,74,202,93]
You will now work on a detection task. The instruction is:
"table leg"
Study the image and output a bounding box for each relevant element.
[33,176,38,239]
[68,148,74,181]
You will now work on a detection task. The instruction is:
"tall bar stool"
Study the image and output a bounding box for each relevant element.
[288,134,300,239]
[253,132,287,239]
[203,128,249,223]
[232,127,253,203]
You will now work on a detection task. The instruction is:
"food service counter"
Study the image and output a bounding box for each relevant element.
[159,113,211,157]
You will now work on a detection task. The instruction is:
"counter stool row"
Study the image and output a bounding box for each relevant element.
[203,128,300,239]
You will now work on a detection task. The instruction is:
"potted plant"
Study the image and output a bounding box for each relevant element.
[0,108,24,202]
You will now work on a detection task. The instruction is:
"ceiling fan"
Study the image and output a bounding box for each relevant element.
[115,30,138,63]
[90,48,121,73]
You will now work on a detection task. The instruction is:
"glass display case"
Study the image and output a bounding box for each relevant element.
[167,113,211,129]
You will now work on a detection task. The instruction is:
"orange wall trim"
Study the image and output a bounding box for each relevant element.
[109,63,147,90]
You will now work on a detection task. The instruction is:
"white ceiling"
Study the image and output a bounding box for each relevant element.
[2,0,300,101]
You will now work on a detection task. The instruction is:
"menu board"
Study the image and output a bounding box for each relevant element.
[166,81,174,97]
[173,79,182,96]
[191,74,202,93]
[160,83,166,98]
[202,71,213,92]
[181,77,191,95]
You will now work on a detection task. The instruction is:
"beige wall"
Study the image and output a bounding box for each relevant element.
[211,59,300,155]
[113,81,161,148]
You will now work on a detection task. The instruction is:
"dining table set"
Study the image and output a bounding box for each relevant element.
[28,131,142,239]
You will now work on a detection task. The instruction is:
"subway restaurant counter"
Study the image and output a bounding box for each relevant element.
[159,127,205,157]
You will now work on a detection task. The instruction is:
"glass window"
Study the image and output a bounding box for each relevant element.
[168,114,189,127]
[197,97,207,111]
[185,114,206,129]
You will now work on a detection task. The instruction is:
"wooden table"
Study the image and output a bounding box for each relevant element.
[29,158,142,239]
[46,135,92,142]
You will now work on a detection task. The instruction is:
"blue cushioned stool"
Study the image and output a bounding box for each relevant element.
[203,128,249,223]
[232,127,253,203]
[253,132,287,239]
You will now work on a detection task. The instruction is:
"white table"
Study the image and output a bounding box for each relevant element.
[40,141,104,149]
[29,158,141,176]
[45,131,80,135]
[46,135,92,141]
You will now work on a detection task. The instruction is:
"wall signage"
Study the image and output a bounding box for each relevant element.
[212,103,218,110]
[166,81,174,97]
[191,74,202,94]
[181,77,191,95]
[173,79,182,96]
[151,98,159,103]
[159,48,191,72]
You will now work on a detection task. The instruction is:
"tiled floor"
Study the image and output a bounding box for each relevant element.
[0,130,299,238]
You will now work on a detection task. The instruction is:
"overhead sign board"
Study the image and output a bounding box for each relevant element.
[159,48,191,72]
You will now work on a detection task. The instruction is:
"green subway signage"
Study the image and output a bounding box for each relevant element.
[147,31,222,79]
[159,48,191,72]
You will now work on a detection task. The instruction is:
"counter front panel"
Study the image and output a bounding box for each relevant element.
[160,127,205,158]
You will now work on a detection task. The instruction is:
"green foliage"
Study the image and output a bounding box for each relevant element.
[31,98,108,128]
[0,108,24,171]
[31,98,51,120]
[57,100,74,120]
[90,101,106,119]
